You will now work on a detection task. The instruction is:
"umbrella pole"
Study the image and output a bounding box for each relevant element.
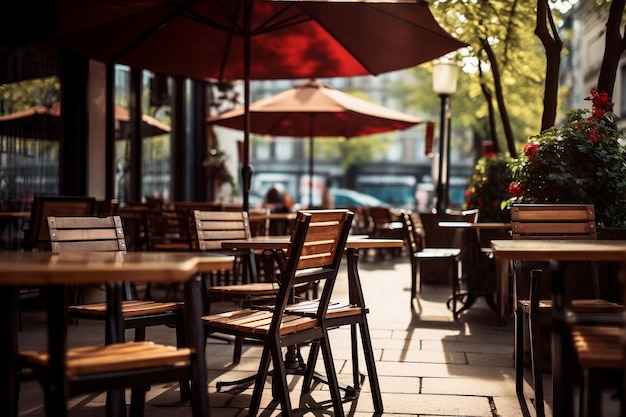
[242,0,252,212]
[309,134,314,208]
[308,114,315,209]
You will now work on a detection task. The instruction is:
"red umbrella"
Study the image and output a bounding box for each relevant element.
[49,0,466,209]
[208,79,422,205]
[0,101,170,139]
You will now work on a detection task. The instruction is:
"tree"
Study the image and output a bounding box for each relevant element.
[597,0,626,98]
[535,0,563,131]
[421,1,547,157]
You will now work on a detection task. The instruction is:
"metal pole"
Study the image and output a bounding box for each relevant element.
[435,94,449,213]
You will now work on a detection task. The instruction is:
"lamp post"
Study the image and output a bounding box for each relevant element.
[432,60,459,213]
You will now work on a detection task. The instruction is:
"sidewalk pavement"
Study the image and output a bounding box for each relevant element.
[17,254,551,417]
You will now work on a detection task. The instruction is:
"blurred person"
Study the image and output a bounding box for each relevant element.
[263,184,287,213]
[321,178,335,209]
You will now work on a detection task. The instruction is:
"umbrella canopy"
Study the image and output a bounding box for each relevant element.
[0,101,170,140]
[208,79,422,205]
[49,0,467,209]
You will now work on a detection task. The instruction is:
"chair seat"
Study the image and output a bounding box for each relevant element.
[204,308,319,336]
[286,299,365,319]
[20,341,191,376]
[571,325,623,369]
[69,300,184,318]
[518,298,622,314]
[415,248,461,259]
[210,281,311,298]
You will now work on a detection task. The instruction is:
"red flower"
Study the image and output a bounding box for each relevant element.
[589,127,603,143]
[508,182,525,197]
[585,88,613,120]
[523,143,539,161]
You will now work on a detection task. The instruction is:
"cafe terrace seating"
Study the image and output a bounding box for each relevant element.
[569,305,624,416]
[19,215,196,417]
[202,210,353,417]
[511,203,622,417]
[403,211,462,318]
[142,208,196,299]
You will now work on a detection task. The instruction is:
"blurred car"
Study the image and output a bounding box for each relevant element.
[332,188,389,208]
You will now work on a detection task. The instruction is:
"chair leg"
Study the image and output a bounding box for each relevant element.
[350,323,361,389]
[232,336,244,364]
[581,369,603,417]
[129,388,148,417]
[410,257,418,308]
[358,319,383,413]
[248,345,273,417]
[269,340,294,417]
[528,310,545,417]
[451,259,459,320]
[175,321,191,402]
[301,340,321,393]
[515,304,527,409]
[528,270,545,417]
[319,335,345,417]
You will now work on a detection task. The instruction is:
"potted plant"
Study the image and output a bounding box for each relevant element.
[465,152,514,222]
[506,89,626,229]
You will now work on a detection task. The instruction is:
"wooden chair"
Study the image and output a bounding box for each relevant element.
[25,195,96,251]
[403,211,462,318]
[511,204,622,417]
[203,209,353,417]
[174,200,224,214]
[19,195,97,316]
[142,209,196,300]
[143,209,195,252]
[368,206,403,258]
[45,215,189,413]
[95,198,120,216]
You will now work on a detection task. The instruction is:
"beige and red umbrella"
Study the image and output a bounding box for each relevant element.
[208,79,422,205]
[0,101,170,140]
[48,0,466,209]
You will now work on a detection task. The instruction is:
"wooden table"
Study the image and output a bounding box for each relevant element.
[0,211,30,249]
[221,235,403,412]
[491,239,626,417]
[0,251,233,417]
[248,212,297,235]
[438,222,510,318]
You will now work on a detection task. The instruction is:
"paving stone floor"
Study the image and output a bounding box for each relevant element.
[17,253,618,417]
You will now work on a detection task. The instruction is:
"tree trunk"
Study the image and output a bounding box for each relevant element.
[597,0,626,99]
[481,38,517,158]
[535,0,562,131]
[478,62,500,154]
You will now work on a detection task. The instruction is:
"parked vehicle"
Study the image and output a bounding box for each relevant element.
[332,188,389,208]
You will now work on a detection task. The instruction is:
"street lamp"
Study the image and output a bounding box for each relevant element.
[432,60,459,213]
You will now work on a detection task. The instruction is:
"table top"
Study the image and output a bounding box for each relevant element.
[438,221,511,229]
[248,212,297,222]
[491,239,626,262]
[221,235,404,251]
[0,211,30,218]
[0,251,234,286]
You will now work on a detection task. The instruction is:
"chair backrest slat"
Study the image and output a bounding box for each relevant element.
[28,195,96,250]
[511,204,597,240]
[271,209,353,327]
[194,210,251,251]
[143,209,195,251]
[47,215,126,253]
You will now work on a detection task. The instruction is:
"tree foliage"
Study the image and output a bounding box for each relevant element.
[404,0,551,158]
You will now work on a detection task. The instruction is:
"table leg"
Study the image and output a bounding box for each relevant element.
[1,287,19,417]
[496,258,510,325]
[184,275,210,416]
[550,260,573,416]
[346,248,383,412]
[45,286,69,417]
[104,283,126,417]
